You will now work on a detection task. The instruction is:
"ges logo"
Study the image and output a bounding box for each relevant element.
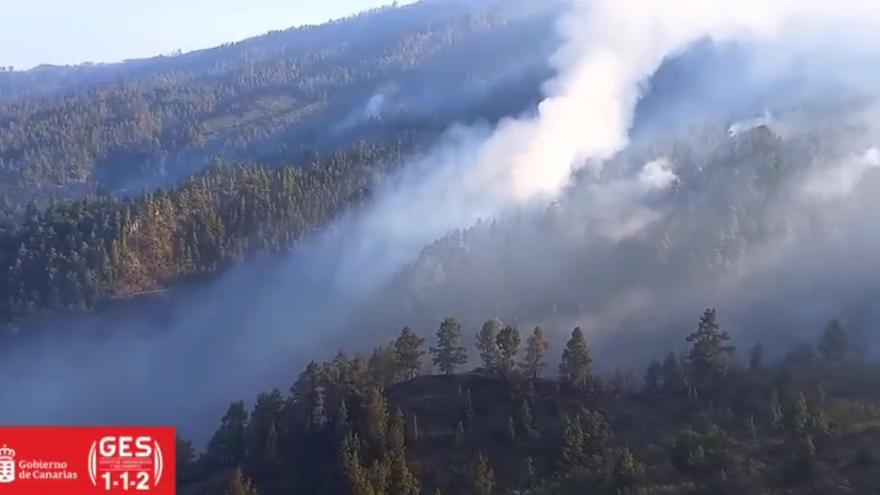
[88,436,166,490]
[0,427,174,494]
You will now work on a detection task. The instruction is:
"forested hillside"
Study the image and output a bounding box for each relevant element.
[178,311,880,495]
[0,0,562,326]
[367,122,880,351]
[5,4,880,495]
[0,139,410,322]
[0,0,557,189]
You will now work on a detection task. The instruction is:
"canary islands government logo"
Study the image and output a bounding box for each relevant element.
[0,427,175,494]
[0,444,16,483]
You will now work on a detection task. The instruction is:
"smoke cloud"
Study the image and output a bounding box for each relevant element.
[3,0,880,444]
[804,147,880,200]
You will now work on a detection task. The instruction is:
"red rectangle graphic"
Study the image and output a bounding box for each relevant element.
[0,426,175,495]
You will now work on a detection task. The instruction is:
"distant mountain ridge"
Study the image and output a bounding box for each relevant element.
[0,1,560,191]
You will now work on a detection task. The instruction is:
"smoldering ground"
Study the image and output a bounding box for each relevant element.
[3,1,880,444]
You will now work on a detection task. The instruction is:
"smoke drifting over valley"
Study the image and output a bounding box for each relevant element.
[4,0,880,443]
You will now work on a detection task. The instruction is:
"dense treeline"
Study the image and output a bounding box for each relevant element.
[179,311,880,495]
[0,0,559,326]
[0,1,555,188]
[377,126,842,332]
[0,139,409,323]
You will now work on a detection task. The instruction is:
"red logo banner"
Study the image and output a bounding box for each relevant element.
[0,427,175,495]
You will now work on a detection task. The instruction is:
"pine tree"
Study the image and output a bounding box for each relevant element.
[365,388,390,454]
[247,388,284,466]
[559,327,592,390]
[471,452,495,495]
[388,409,406,453]
[367,458,390,495]
[496,324,521,376]
[522,326,550,379]
[335,398,351,440]
[430,318,467,375]
[661,351,686,395]
[394,326,426,380]
[818,318,849,361]
[561,415,586,471]
[176,437,196,482]
[788,393,810,435]
[643,359,662,393]
[341,433,373,495]
[475,318,503,373]
[387,409,420,495]
[386,452,419,495]
[611,448,644,491]
[580,408,610,451]
[685,309,735,396]
[291,361,327,431]
[368,345,398,388]
[262,425,280,468]
[206,401,249,467]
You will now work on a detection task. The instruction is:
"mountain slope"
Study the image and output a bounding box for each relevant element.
[179,316,880,495]
[0,1,564,326]
[0,1,559,190]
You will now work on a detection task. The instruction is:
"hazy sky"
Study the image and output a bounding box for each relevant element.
[0,0,404,70]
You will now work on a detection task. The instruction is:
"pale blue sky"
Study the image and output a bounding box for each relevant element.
[0,0,404,70]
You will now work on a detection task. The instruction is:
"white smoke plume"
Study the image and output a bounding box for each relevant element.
[332,0,793,291]
[639,158,677,190]
[336,0,880,295]
[347,0,880,364]
[804,147,880,201]
[5,0,880,441]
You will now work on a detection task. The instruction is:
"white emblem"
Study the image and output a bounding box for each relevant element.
[0,444,16,483]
